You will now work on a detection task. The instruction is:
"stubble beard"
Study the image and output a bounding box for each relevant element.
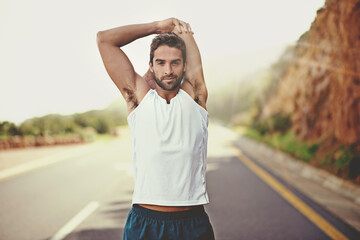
[153,71,185,91]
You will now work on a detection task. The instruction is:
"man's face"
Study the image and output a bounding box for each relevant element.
[150,45,186,91]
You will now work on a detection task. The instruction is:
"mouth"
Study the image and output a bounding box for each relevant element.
[162,77,176,84]
[162,75,176,81]
[164,78,174,82]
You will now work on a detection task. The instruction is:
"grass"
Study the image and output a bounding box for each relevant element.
[234,124,359,181]
[235,126,319,163]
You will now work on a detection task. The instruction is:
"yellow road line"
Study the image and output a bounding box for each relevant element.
[232,146,348,240]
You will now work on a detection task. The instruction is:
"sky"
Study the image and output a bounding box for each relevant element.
[0,0,325,124]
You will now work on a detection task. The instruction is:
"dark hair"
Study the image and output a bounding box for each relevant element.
[150,32,186,65]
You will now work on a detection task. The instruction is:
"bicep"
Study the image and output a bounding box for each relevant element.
[97,42,141,98]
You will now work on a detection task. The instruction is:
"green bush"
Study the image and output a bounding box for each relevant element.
[244,127,265,142]
[94,117,112,134]
[252,113,291,136]
[245,127,318,163]
[0,121,22,136]
[272,113,291,133]
[335,146,353,168]
[4,105,126,138]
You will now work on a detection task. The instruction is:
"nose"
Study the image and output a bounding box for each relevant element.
[164,63,173,75]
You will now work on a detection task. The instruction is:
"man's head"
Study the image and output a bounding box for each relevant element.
[149,32,187,91]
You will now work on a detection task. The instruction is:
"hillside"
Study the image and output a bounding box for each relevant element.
[258,0,360,180]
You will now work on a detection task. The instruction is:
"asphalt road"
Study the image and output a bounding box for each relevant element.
[0,124,358,240]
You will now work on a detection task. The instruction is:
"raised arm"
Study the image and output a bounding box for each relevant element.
[97,18,189,113]
[173,26,207,109]
[97,23,155,111]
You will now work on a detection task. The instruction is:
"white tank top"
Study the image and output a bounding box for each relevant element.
[127,89,209,206]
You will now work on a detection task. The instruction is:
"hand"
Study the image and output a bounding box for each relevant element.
[143,69,156,89]
[157,18,193,34]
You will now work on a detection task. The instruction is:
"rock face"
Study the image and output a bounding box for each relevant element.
[262,0,360,145]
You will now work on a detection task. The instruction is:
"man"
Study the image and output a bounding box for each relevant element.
[97,18,214,239]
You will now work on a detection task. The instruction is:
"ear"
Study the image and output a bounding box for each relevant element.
[149,61,154,73]
[183,61,187,73]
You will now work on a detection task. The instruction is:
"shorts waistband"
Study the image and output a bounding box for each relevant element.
[131,204,206,220]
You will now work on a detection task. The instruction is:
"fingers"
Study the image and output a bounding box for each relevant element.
[187,23,193,34]
[172,18,182,33]
[181,21,192,34]
[172,18,194,34]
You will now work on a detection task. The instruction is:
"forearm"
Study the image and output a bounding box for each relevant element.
[97,21,159,47]
[183,34,203,81]
[173,30,204,84]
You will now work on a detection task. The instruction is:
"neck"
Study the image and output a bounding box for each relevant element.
[154,86,180,104]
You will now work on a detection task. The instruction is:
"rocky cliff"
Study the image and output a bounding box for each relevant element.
[260,0,360,178]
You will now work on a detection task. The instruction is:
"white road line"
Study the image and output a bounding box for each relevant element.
[50,201,99,240]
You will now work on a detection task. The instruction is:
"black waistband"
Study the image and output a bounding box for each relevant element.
[131,204,206,220]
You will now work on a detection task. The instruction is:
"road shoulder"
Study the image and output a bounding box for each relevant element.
[233,135,360,232]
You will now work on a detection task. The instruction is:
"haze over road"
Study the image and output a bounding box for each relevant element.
[0,124,358,240]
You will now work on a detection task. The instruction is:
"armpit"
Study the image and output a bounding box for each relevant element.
[123,88,139,109]
[194,96,200,104]
[195,94,207,111]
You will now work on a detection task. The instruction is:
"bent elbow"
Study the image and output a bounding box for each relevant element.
[96,31,105,45]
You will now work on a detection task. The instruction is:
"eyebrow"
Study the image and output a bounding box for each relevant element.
[155,58,182,63]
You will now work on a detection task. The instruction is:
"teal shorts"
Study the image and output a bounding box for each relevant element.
[123,204,215,240]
